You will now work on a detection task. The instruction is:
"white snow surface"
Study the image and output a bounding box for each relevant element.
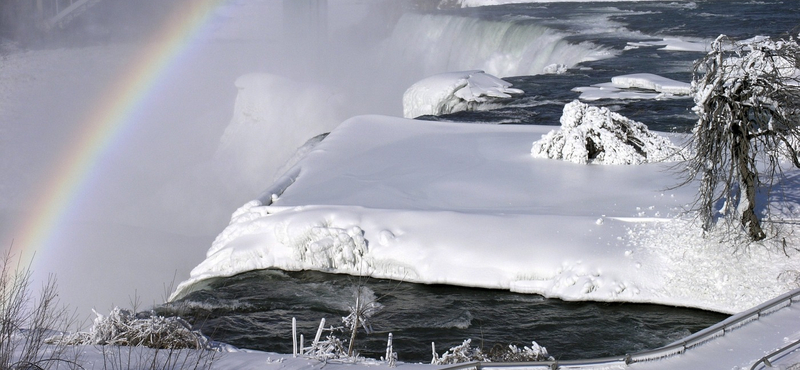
[402,71,523,118]
[174,115,800,315]
[531,100,683,165]
[575,73,691,101]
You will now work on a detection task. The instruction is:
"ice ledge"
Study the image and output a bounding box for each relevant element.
[173,116,800,314]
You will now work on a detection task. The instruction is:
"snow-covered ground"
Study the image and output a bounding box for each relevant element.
[173,109,800,315]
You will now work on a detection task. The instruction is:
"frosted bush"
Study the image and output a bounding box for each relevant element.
[531,100,682,165]
[48,307,210,350]
[306,333,349,361]
[431,339,485,365]
[431,339,553,364]
[488,342,553,362]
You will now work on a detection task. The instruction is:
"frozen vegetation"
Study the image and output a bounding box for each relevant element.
[531,100,683,165]
[402,71,523,118]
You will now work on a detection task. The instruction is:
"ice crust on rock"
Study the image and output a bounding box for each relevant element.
[403,70,523,118]
[531,100,682,165]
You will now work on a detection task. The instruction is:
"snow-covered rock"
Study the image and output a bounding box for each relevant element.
[402,71,523,118]
[531,100,683,165]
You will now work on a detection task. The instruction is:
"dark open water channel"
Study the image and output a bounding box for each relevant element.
[161,269,727,362]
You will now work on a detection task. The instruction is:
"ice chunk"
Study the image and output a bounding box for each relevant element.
[574,73,690,100]
[610,73,691,95]
[625,38,709,52]
[403,70,523,118]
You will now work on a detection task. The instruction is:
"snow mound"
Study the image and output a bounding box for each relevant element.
[531,100,682,165]
[403,71,523,118]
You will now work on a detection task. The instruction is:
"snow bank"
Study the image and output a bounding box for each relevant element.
[574,73,691,101]
[173,115,800,314]
[402,71,523,118]
[531,100,682,165]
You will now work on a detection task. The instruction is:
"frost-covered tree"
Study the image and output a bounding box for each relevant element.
[684,34,800,241]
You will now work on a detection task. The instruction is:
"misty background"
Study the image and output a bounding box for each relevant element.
[0,0,444,319]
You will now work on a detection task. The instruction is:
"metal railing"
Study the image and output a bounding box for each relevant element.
[439,287,800,370]
[750,338,800,370]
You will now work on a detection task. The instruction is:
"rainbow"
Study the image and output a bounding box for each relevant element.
[11,0,227,269]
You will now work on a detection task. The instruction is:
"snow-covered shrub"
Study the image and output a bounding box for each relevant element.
[306,333,349,361]
[296,286,385,362]
[431,339,486,365]
[531,100,682,165]
[487,342,553,362]
[431,339,553,364]
[48,307,210,350]
[344,286,383,356]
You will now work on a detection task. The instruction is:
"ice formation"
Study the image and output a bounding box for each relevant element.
[625,38,709,52]
[531,100,683,165]
[402,71,523,118]
[574,73,691,101]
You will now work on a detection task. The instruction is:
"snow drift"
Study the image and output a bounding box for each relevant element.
[402,71,523,118]
[531,100,683,165]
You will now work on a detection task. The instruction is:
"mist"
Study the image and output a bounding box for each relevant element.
[0,0,429,317]
[0,0,600,318]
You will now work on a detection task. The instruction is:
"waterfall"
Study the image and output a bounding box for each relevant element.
[380,13,613,78]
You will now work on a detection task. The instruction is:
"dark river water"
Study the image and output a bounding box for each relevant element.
[161,269,727,362]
